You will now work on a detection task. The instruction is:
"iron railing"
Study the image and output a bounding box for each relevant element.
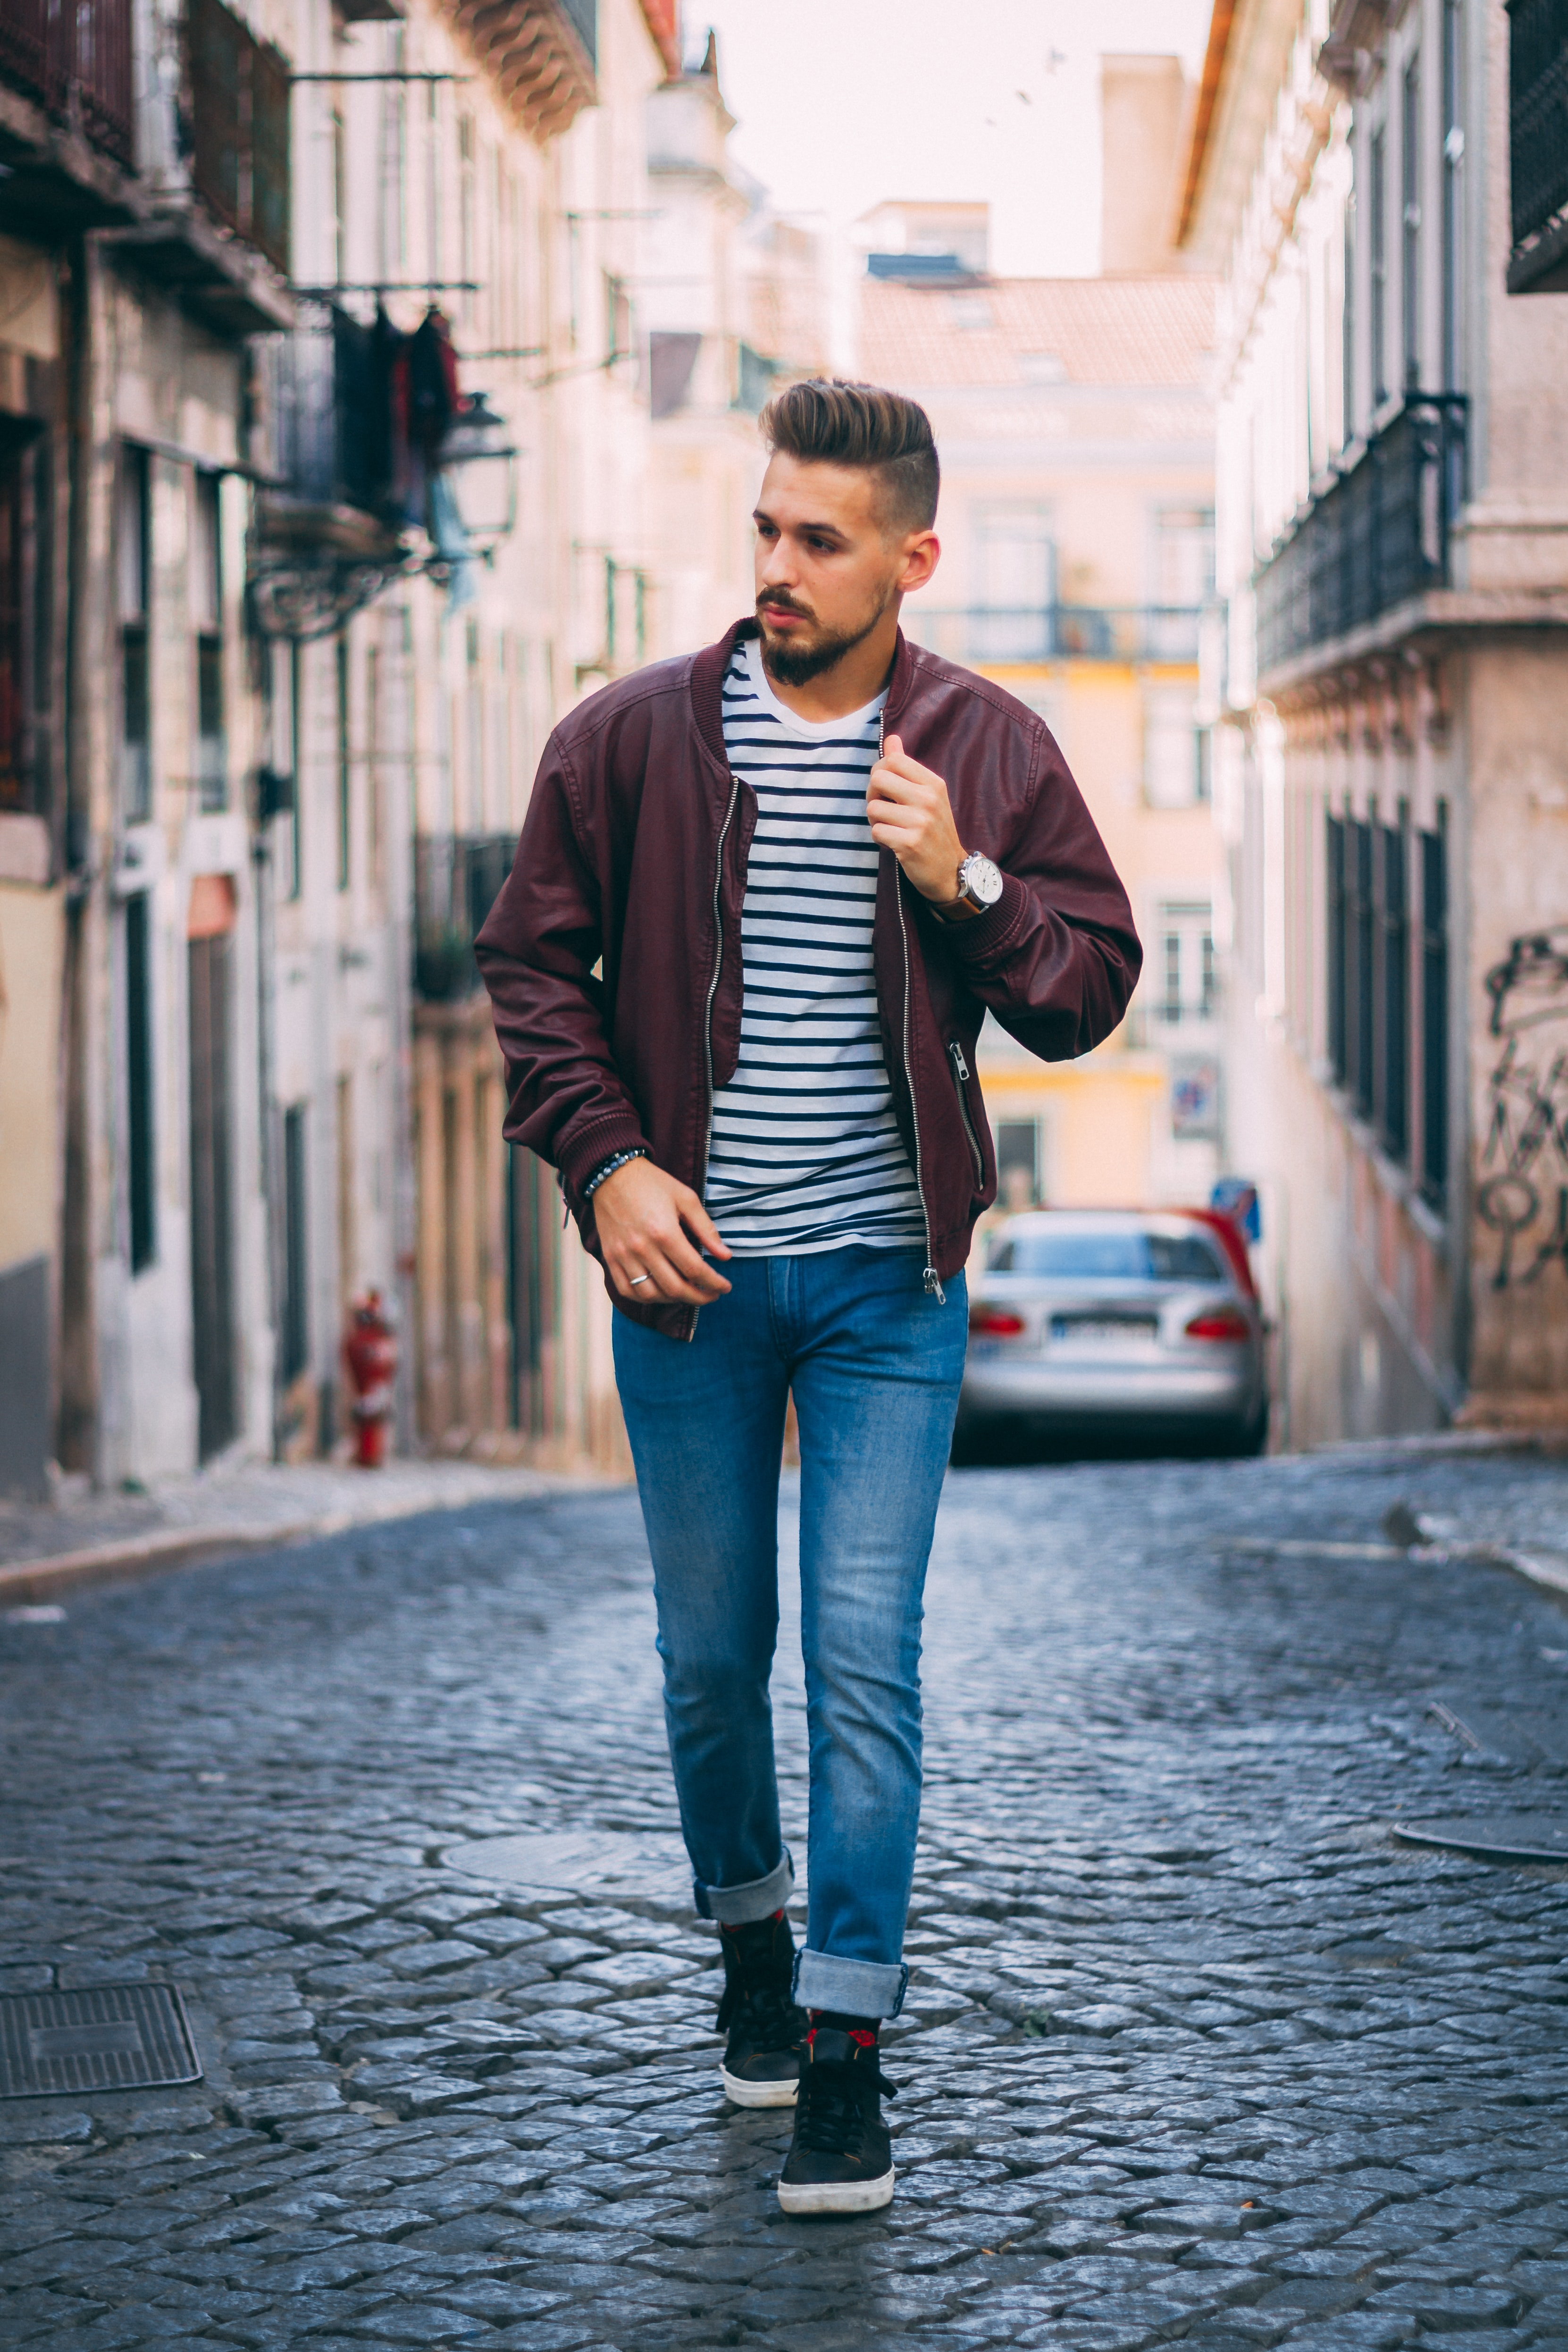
[1507,0,1568,288]
[188,0,291,276]
[1254,395,1467,676]
[905,606,1202,667]
[259,299,384,512]
[0,0,133,165]
[414,834,515,1000]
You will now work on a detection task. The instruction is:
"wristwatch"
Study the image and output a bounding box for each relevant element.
[934,851,1005,923]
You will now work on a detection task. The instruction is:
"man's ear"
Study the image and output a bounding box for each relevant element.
[897,530,940,596]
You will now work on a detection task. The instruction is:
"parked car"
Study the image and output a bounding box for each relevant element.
[955,1208,1268,1459]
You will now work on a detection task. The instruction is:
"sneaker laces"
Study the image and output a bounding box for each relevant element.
[737,1979,802,2050]
[795,2046,897,2157]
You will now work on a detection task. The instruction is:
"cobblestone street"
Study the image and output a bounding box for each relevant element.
[5,1444,1568,2351]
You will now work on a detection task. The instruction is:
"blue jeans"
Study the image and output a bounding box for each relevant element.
[612,1247,967,2018]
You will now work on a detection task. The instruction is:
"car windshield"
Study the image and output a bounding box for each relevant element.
[989,1229,1226,1282]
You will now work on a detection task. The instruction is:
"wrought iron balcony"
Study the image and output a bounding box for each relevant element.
[0,0,132,162]
[251,300,407,638]
[187,0,290,277]
[414,834,515,1002]
[904,606,1202,667]
[1254,395,1467,679]
[1507,0,1568,291]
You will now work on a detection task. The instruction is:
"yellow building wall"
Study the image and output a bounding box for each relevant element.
[0,879,63,1272]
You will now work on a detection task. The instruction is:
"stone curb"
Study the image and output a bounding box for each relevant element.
[0,1472,619,1606]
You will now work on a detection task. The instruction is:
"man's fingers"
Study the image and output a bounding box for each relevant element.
[674,1188,732,1259]
[621,1244,728,1305]
[656,1220,731,1294]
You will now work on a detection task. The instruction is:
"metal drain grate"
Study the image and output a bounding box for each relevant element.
[0,1983,202,2100]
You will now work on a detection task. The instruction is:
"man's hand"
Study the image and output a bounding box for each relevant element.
[591,1157,732,1305]
[868,734,965,903]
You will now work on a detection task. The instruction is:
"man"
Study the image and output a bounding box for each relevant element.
[477,380,1139,2215]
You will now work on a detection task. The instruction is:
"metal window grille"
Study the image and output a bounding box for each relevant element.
[1420,823,1450,1207]
[194,475,225,812]
[1351,819,1375,1119]
[335,633,350,891]
[187,0,292,277]
[281,1103,309,1382]
[1403,55,1422,388]
[1343,200,1357,441]
[1371,125,1389,402]
[126,892,156,1272]
[1379,819,1410,1162]
[1507,0,1568,277]
[0,0,133,165]
[117,445,151,822]
[1327,815,1348,1083]
[1443,0,1465,383]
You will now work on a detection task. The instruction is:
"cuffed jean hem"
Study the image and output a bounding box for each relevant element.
[694,1848,794,1926]
[793,1949,910,2020]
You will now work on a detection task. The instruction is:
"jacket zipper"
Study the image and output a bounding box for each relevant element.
[884,710,945,1303]
[690,770,741,1340]
[948,1038,984,1188]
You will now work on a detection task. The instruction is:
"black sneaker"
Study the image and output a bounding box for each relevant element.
[716,1910,807,2108]
[777,2017,897,2214]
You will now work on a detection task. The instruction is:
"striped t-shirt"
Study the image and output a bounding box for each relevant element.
[704,636,926,1258]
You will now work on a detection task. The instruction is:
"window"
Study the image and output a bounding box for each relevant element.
[335,632,351,891]
[118,446,151,823]
[604,273,632,366]
[281,1103,310,1382]
[1154,901,1216,1027]
[1420,819,1449,1207]
[990,1229,1225,1282]
[1442,0,1465,388]
[1370,124,1389,403]
[1379,815,1409,1162]
[0,437,35,815]
[1144,689,1202,809]
[193,473,225,812]
[1330,808,1416,1169]
[126,891,156,1271]
[1152,506,1216,607]
[1342,198,1357,445]
[1327,815,1348,1082]
[1402,54,1422,388]
[286,640,302,899]
[973,504,1054,662]
[995,1119,1040,1209]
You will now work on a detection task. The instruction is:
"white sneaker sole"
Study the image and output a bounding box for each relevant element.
[777,2165,895,2215]
[720,2065,799,2108]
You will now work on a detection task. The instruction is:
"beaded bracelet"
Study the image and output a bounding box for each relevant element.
[582,1146,649,1201]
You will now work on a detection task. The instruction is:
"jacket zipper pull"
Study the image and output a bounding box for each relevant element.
[923,1266,947,1302]
[948,1038,971,1084]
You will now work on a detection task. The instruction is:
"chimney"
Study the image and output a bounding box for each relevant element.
[1100,55,1189,276]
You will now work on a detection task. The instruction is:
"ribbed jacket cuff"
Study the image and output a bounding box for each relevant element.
[934,870,1028,965]
[559,1112,654,1203]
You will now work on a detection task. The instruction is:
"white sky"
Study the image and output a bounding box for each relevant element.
[693,0,1216,280]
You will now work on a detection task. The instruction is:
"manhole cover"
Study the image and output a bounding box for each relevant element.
[0,1984,202,2100]
[1392,1814,1568,1865]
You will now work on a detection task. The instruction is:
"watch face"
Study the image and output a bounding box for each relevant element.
[962,853,1004,907]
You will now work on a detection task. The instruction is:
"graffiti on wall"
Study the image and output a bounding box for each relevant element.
[1478,925,1568,1288]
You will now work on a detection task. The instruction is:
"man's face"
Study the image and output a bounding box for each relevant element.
[752,454,937,685]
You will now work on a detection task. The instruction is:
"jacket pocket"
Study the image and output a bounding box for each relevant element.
[947,1038,985,1190]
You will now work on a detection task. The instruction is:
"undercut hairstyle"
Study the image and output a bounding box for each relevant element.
[759,378,939,537]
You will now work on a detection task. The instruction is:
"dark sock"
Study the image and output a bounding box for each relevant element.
[809,2008,879,2041]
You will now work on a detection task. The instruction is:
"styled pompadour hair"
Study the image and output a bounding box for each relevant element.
[759,378,939,536]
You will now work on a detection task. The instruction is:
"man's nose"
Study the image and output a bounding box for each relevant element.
[757,536,798,588]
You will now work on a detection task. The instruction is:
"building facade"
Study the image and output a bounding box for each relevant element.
[856,192,1223,1224]
[1182,0,1568,1443]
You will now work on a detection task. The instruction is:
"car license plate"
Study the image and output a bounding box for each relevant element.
[1050,1317,1158,1345]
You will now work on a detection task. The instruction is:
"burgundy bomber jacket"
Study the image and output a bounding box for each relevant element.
[475,619,1142,1340]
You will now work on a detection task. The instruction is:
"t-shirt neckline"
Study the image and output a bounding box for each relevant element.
[740,634,887,743]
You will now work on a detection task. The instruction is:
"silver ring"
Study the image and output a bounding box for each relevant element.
[629,1273,651,1287]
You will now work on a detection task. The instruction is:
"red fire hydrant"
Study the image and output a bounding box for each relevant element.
[343,1291,397,1468]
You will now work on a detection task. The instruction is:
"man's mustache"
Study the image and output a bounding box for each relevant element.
[757,593,816,623]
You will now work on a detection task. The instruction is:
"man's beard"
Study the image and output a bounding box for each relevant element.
[756,587,893,687]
